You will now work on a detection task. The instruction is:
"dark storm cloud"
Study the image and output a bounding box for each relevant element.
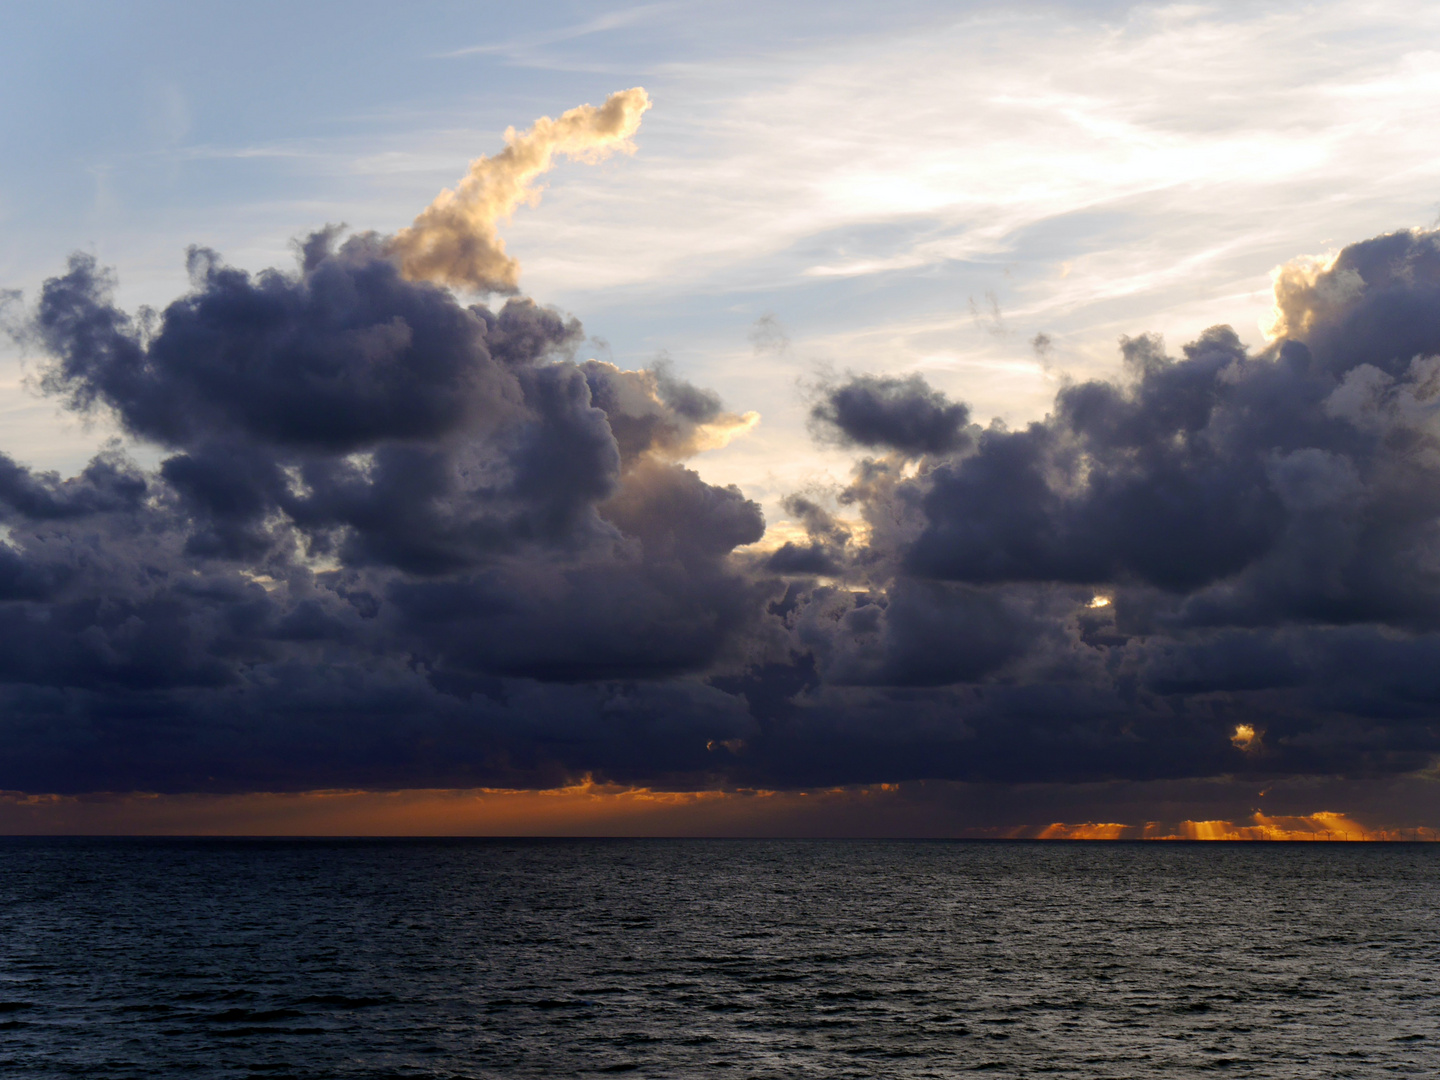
[750,228,1440,787]
[36,242,541,452]
[0,230,772,791]
[1270,228,1440,378]
[907,326,1295,591]
[811,373,975,456]
[0,449,147,521]
[8,227,1440,795]
[764,495,850,576]
[32,236,627,574]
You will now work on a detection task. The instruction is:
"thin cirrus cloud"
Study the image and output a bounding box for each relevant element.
[523,7,1437,355]
[434,3,680,60]
[470,1,1440,530]
[512,3,1440,308]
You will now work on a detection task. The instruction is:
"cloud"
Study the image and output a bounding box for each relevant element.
[582,359,758,466]
[748,313,789,355]
[764,494,851,576]
[757,228,1440,786]
[1264,229,1440,377]
[3,191,770,790]
[10,95,1440,818]
[388,88,651,292]
[810,373,974,456]
[898,233,1440,634]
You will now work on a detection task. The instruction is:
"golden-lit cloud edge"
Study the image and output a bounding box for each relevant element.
[2,783,1434,840]
[1034,812,1426,842]
[391,87,651,291]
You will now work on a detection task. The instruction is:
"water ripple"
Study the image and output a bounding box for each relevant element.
[1,839,1438,1077]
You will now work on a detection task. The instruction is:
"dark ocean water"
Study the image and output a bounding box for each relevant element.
[1,839,1438,1078]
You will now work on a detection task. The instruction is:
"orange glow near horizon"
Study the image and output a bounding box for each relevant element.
[0,781,894,837]
[1035,812,1431,841]
[0,784,1434,839]
[1038,821,1130,840]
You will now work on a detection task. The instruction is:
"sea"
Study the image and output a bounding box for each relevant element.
[1,838,1437,1078]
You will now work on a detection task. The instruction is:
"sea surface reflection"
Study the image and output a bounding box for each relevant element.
[2,838,1437,1077]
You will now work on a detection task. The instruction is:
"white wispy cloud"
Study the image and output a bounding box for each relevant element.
[435,3,679,61]
[480,1,1440,521]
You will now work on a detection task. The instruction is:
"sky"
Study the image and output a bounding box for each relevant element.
[4,0,1440,835]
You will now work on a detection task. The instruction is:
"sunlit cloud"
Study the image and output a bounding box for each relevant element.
[390,88,651,291]
[1263,248,1354,341]
[1231,724,1260,753]
[1031,813,1422,842]
[1039,821,1130,840]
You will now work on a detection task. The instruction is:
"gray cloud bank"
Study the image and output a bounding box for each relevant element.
[6,227,1440,796]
